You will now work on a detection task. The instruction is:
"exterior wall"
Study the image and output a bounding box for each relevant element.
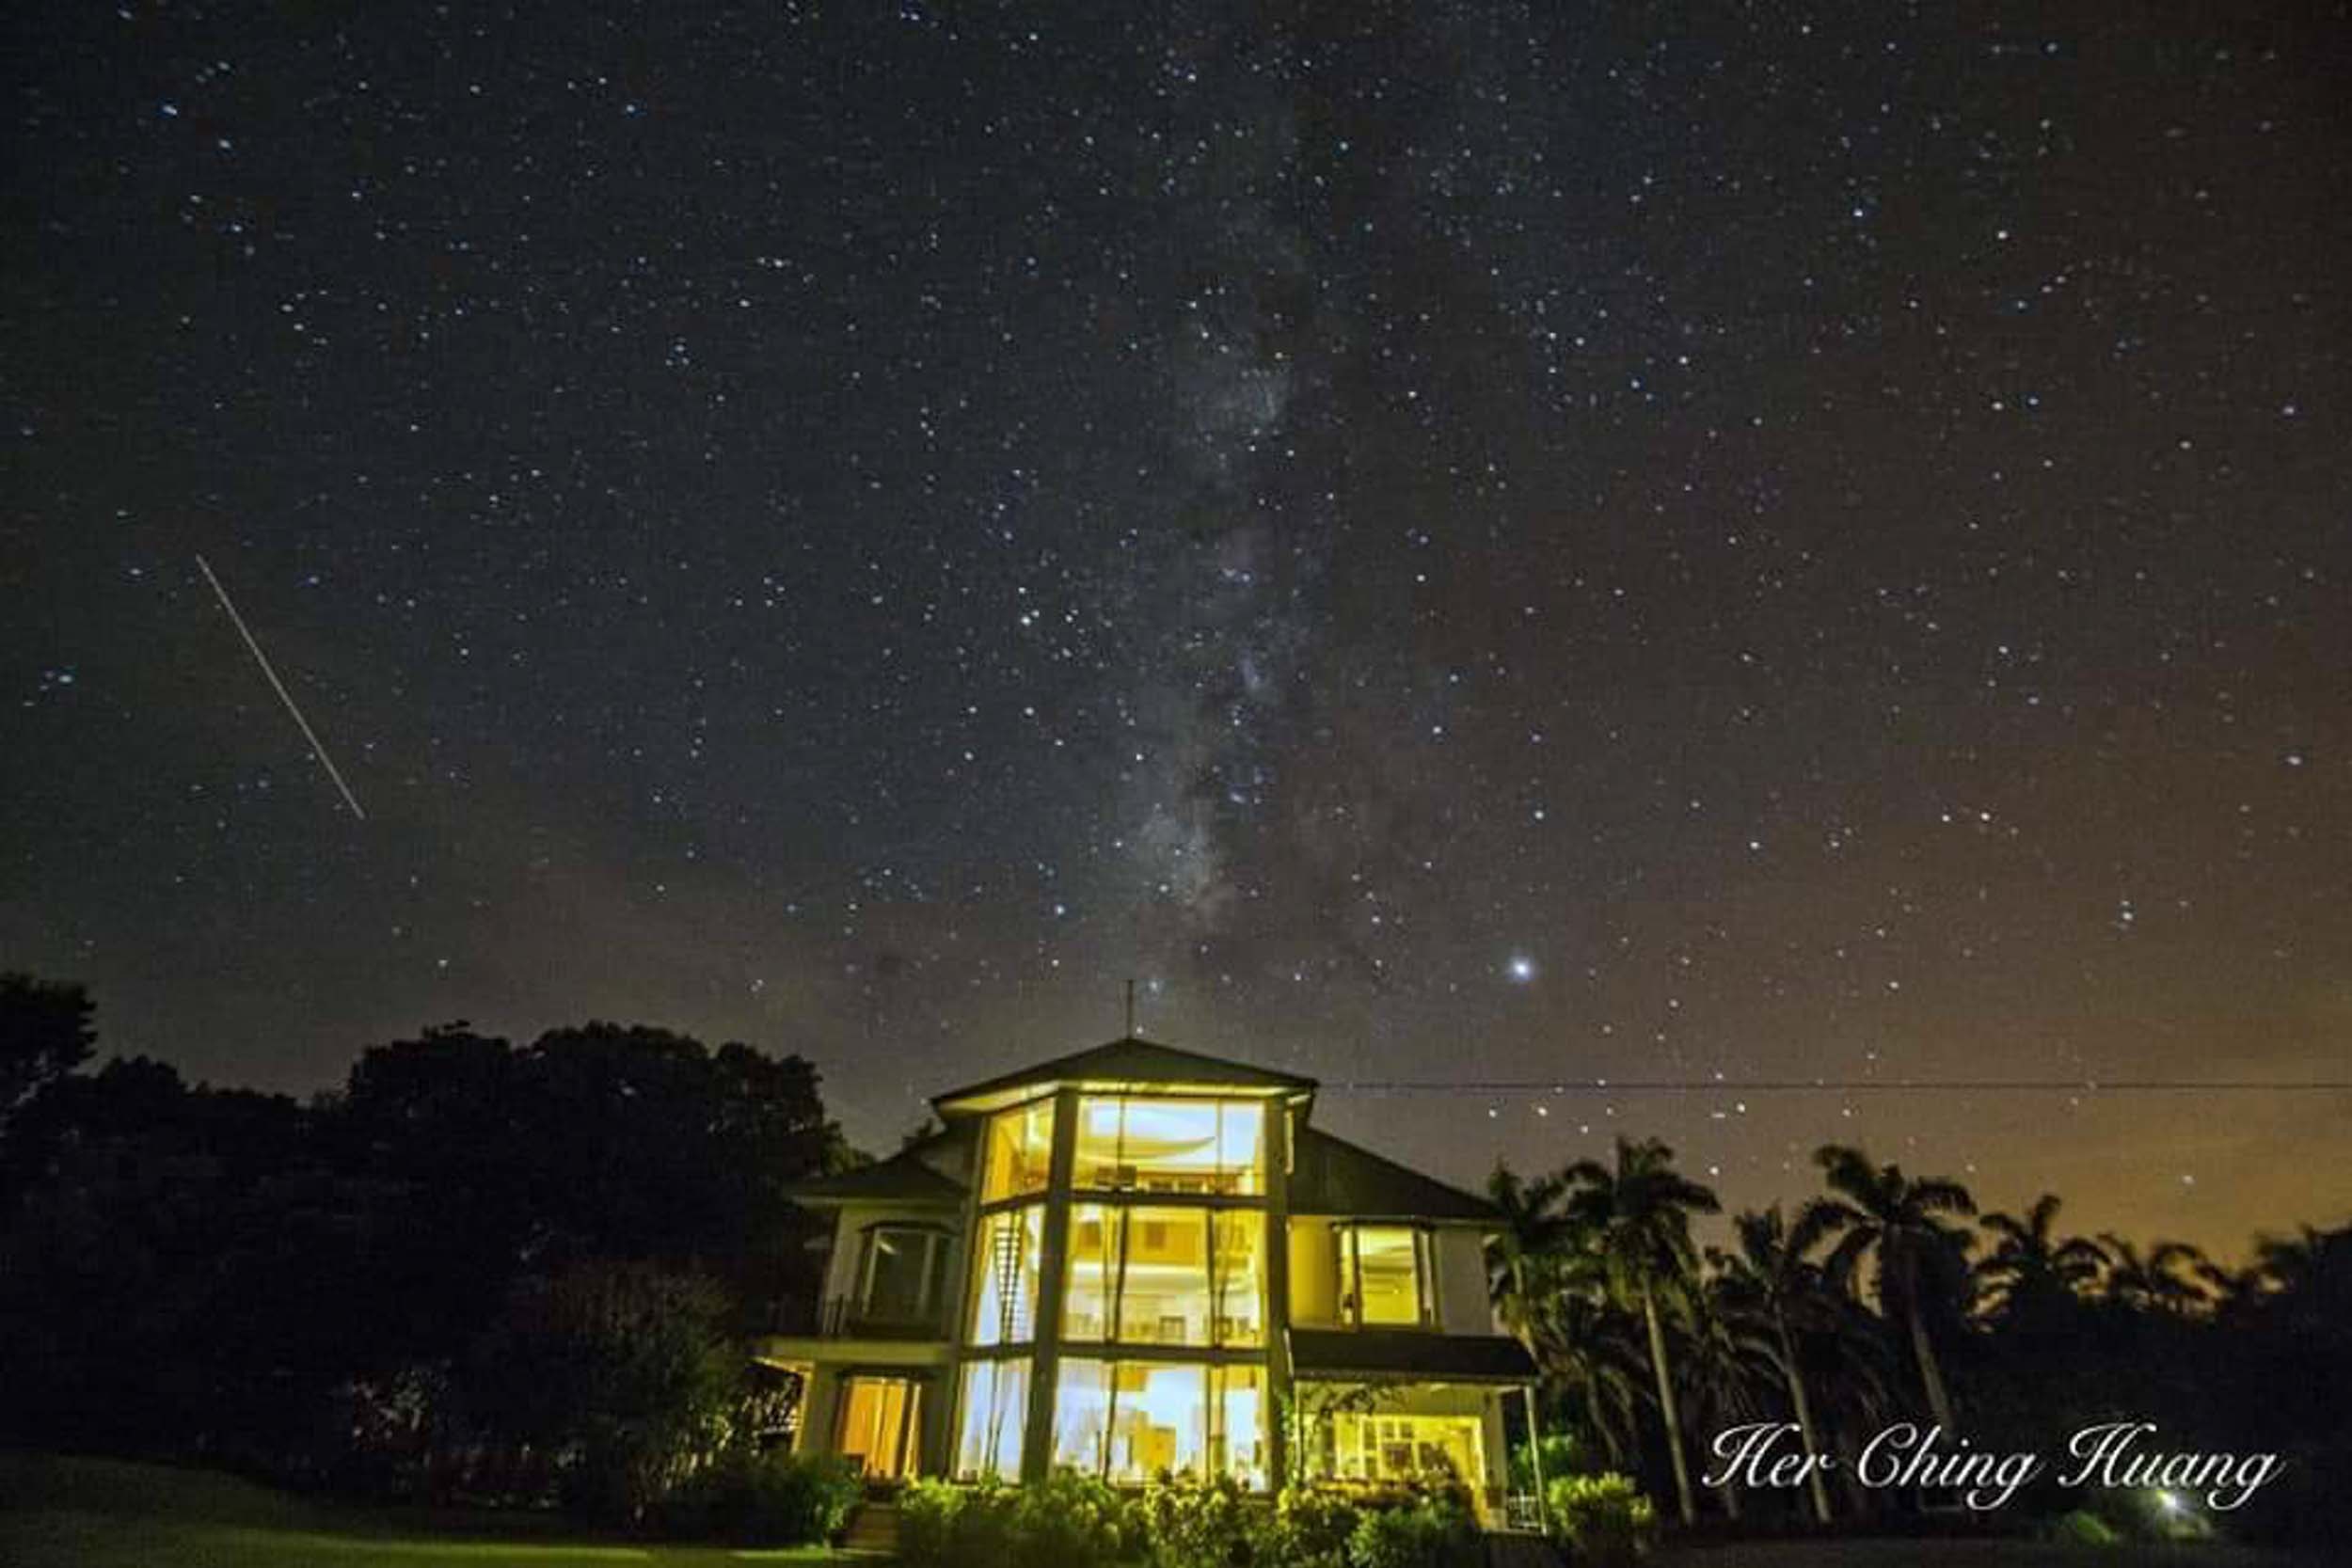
[1287,1216,1342,1327]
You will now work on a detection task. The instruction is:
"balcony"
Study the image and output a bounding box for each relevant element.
[819,1294,950,1342]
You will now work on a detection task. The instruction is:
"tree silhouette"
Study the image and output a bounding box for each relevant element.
[1562,1136,1720,1526]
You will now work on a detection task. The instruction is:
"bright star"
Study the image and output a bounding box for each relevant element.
[1506,955,1536,983]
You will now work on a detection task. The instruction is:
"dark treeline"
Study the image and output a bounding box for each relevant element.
[1488,1136,2348,1548]
[0,972,852,1522]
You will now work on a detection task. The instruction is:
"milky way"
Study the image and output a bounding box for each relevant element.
[5,3,2346,1253]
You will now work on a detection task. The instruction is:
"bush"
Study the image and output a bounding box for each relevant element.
[1544,1473,1657,1567]
[1271,1487,1360,1568]
[660,1448,861,1544]
[901,1473,1137,1568]
[1344,1490,1482,1568]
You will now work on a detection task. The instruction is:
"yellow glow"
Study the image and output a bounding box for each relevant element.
[966,1205,1043,1345]
[1345,1226,1431,1327]
[1062,1206,1263,1347]
[1326,1411,1485,1489]
[1074,1097,1263,1195]
[955,1359,1029,1480]
[982,1099,1057,1202]
[835,1376,920,1480]
[1050,1360,1263,1484]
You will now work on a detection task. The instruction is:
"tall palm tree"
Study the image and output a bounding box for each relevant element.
[1979,1194,2107,1319]
[1562,1135,1721,1527]
[1712,1206,1839,1523]
[1803,1145,1976,1433]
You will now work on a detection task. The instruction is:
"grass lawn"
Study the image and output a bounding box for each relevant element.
[0,1453,859,1567]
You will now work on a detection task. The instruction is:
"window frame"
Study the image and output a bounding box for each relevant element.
[1336,1222,1439,1330]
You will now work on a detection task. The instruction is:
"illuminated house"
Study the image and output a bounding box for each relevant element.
[758,1037,1536,1517]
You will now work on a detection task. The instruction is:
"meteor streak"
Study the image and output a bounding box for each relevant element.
[194,554,367,820]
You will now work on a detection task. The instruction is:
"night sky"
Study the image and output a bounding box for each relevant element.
[6,4,2347,1255]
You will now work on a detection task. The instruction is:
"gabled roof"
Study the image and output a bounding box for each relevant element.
[1288,1126,1497,1223]
[1289,1329,1535,1384]
[787,1127,970,1207]
[932,1036,1317,1116]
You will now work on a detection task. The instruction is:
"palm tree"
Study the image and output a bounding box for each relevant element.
[1486,1163,1569,1345]
[1677,1270,1779,1520]
[2099,1236,2210,1315]
[1803,1145,1976,1433]
[1524,1285,1649,1471]
[1712,1206,1840,1523]
[1979,1194,2107,1319]
[1562,1135,1721,1527]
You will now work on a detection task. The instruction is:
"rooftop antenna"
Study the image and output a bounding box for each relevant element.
[1124,977,1137,1037]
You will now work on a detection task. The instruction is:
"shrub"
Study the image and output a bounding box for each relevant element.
[660,1447,861,1544]
[1544,1473,1657,1567]
[1271,1487,1360,1568]
[1344,1490,1482,1568]
[900,1472,1136,1568]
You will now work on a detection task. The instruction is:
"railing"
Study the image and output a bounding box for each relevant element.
[818,1294,949,1340]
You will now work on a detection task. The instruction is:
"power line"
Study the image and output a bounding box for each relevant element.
[1322,1079,2352,1094]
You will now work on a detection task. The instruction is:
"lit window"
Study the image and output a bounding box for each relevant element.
[1323,1410,1485,1489]
[1342,1226,1435,1328]
[1062,1206,1263,1347]
[1051,1360,1263,1485]
[983,1099,1057,1202]
[835,1376,922,1480]
[955,1358,1029,1480]
[967,1205,1043,1345]
[1074,1097,1263,1195]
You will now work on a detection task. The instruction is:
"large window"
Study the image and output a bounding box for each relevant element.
[1341,1225,1436,1328]
[1074,1097,1263,1195]
[955,1358,1030,1480]
[1063,1206,1263,1347]
[857,1225,947,1326]
[967,1205,1043,1345]
[1322,1411,1485,1490]
[835,1376,921,1480]
[983,1099,1058,1202]
[1050,1360,1263,1485]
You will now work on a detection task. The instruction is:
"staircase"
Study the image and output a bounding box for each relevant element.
[840,1499,900,1556]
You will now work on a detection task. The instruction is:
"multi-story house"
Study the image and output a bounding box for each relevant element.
[759,1036,1537,1520]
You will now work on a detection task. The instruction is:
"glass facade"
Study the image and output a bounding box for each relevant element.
[982,1098,1057,1202]
[1063,1205,1264,1347]
[967,1205,1043,1346]
[1074,1096,1264,1194]
[955,1358,1030,1480]
[1051,1360,1264,1485]
[958,1093,1273,1487]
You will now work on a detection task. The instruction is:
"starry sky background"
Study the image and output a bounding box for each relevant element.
[6,3,2347,1256]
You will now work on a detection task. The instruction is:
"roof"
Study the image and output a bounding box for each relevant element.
[787,1128,970,1207]
[1288,1126,1499,1222]
[1288,1329,1536,1385]
[932,1036,1317,1116]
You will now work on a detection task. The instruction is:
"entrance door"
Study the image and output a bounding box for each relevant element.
[835,1375,923,1480]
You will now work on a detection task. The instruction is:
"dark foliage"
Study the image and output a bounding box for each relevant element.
[0,977,849,1518]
